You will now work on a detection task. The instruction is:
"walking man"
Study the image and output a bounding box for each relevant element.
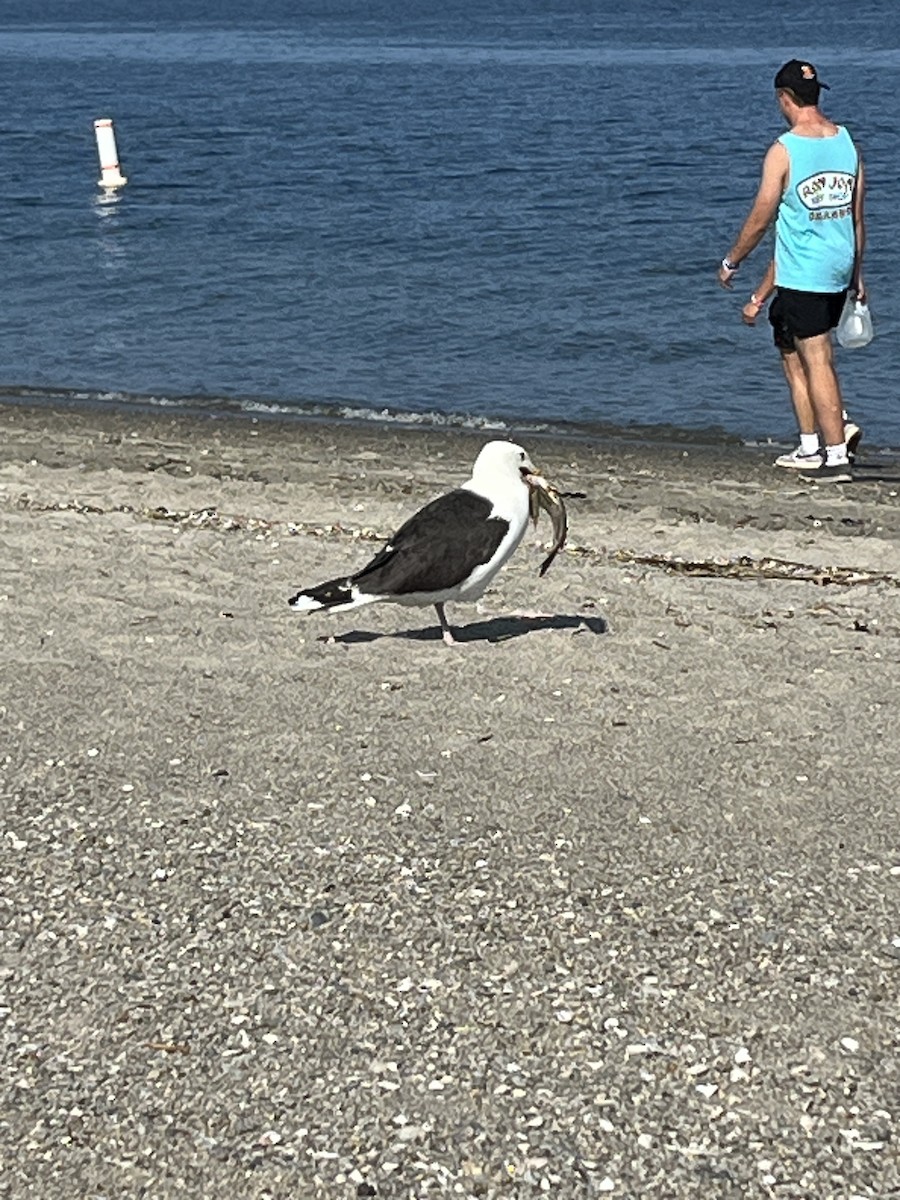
[718,60,866,482]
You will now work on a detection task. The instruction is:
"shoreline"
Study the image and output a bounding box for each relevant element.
[0,385,751,452]
[2,398,899,1198]
[6,383,900,459]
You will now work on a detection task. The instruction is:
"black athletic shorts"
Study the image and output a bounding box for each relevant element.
[768,287,847,351]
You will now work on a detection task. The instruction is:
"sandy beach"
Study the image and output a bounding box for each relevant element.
[1,401,898,1199]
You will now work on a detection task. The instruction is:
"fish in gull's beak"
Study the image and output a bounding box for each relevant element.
[522,466,569,576]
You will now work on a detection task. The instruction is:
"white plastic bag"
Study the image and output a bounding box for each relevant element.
[836,294,874,349]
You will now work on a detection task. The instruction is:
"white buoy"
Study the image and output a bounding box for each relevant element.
[93,118,127,189]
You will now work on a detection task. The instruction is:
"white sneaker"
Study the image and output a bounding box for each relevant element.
[774,446,823,470]
[844,421,862,460]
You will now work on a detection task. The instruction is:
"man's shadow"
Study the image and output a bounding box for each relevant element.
[320,613,608,645]
[845,463,900,485]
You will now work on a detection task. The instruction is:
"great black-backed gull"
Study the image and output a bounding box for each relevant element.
[288,440,555,645]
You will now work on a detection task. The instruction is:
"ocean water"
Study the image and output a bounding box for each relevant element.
[1,0,898,447]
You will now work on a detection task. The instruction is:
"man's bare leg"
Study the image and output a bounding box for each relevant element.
[780,348,816,435]
[774,346,825,468]
[794,333,846,450]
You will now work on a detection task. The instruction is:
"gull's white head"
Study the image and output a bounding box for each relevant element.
[470,440,537,487]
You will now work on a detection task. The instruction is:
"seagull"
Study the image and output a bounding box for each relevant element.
[288,440,540,645]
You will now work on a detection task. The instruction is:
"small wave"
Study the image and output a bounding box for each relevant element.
[0,382,753,450]
[239,397,548,434]
[0,383,549,431]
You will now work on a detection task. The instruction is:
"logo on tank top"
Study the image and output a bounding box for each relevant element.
[796,171,854,220]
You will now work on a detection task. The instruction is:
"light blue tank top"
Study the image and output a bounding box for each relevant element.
[775,126,858,293]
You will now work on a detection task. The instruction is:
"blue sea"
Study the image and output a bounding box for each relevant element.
[2,0,898,447]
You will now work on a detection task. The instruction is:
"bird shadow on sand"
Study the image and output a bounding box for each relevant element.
[319,613,608,646]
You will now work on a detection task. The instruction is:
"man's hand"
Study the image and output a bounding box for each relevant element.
[742,300,761,325]
[718,259,738,289]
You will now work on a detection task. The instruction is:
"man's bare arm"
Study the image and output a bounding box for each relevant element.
[718,142,788,287]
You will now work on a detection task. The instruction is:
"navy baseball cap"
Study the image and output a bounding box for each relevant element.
[774,59,830,105]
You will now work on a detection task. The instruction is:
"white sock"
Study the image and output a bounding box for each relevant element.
[825,443,849,465]
[799,433,820,456]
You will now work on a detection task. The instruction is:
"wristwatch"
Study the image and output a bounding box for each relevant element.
[722,258,738,272]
